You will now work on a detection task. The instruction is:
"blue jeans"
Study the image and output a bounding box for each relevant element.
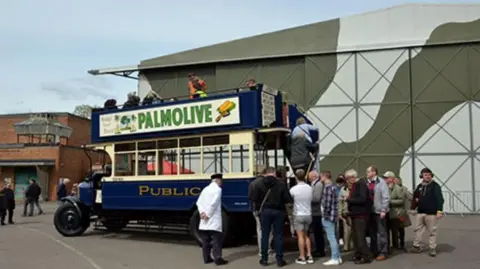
[322,219,340,260]
[260,208,285,263]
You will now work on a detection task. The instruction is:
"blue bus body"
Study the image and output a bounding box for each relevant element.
[57,84,315,245]
[80,179,251,212]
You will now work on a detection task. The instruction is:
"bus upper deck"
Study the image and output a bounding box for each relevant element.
[90,84,314,144]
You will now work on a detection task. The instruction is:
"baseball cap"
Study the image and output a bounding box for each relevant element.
[383,171,396,178]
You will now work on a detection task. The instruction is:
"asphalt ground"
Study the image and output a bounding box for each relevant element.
[1,203,479,269]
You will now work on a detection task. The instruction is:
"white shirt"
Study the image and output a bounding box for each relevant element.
[289,182,313,216]
[196,181,223,232]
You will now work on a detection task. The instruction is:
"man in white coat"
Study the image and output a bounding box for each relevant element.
[196,173,228,265]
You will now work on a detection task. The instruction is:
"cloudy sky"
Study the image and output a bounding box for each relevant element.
[1,0,477,114]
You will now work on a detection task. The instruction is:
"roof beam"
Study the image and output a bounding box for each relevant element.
[87,65,140,80]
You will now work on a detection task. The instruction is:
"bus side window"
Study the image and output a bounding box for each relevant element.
[137,141,156,176]
[157,139,179,175]
[203,135,229,174]
[231,144,249,173]
[179,137,201,175]
[114,142,136,176]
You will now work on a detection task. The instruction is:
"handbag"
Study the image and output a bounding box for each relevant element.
[398,211,412,228]
[255,189,272,217]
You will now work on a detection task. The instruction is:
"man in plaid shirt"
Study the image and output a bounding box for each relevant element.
[321,171,342,265]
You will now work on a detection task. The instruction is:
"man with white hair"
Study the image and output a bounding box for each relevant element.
[57,178,70,206]
[345,169,372,264]
[308,170,326,258]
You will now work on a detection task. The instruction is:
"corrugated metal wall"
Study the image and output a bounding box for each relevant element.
[143,42,480,213]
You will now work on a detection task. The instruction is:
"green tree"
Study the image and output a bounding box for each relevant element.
[73,104,100,119]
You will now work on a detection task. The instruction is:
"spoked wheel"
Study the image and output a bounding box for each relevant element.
[54,203,89,237]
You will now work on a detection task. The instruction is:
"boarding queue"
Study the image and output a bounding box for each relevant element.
[194,166,444,267]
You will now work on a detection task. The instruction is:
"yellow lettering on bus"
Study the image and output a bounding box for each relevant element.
[162,188,172,196]
[139,185,150,196]
[189,187,201,196]
[173,188,184,196]
[138,186,202,196]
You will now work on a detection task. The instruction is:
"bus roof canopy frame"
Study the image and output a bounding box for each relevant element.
[87,65,140,80]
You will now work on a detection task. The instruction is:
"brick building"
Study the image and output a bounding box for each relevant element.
[0,113,109,201]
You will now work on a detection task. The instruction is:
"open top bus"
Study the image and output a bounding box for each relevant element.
[53,84,317,246]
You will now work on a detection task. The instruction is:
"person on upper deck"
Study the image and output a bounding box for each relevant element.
[247,78,259,90]
[188,72,208,99]
[124,92,140,107]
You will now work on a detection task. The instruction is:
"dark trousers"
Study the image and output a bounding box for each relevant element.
[0,209,5,224]
[367,214,378,255]
[23,198,43,216]
[338,219,344,240]
[398,227,405,248]
[6,208,13,223]
[260,208,285,263]
[388,218,400,249]
[312,216,326,255]
[352,217,370,259]
[200,230,224,262]
[374,214,389,256]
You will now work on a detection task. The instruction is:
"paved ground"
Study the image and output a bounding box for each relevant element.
[1,203,479,269]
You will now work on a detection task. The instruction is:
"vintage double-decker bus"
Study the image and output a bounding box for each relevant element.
[53,84,316,246]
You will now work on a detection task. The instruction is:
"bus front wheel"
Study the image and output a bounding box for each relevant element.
[54,202,89,237]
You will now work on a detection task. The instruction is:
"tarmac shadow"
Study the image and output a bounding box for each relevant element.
[436,243,455,254]
[224,249,257,262]
[83,228,199,246]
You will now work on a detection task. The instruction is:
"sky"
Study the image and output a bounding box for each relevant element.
[1,0,479,114]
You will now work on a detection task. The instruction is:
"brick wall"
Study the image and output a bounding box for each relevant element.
[65,115,92,146]
[0,146,60,161]
[0,113,91,146]
[52,146,109,198]
[0,112,108,200]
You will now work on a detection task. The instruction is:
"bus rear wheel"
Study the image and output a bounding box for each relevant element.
[189,210,237,247]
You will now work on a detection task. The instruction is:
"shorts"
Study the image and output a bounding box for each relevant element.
[293,215,312,231]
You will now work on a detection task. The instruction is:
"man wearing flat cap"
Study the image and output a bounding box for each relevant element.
[196,173,228,265]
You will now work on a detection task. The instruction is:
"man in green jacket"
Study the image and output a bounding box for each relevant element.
[384,171,405,251]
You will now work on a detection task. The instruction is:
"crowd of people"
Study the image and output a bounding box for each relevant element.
[251,165,444,267]
[194,165,444,267]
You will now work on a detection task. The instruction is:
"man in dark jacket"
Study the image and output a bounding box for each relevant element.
[1,183,15,224]
[23,179,43,217]
[249,168,273,256]
[410,167,444,257]
[345,169,372,264]
[289,132,316,174]
[253,167,291,267]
